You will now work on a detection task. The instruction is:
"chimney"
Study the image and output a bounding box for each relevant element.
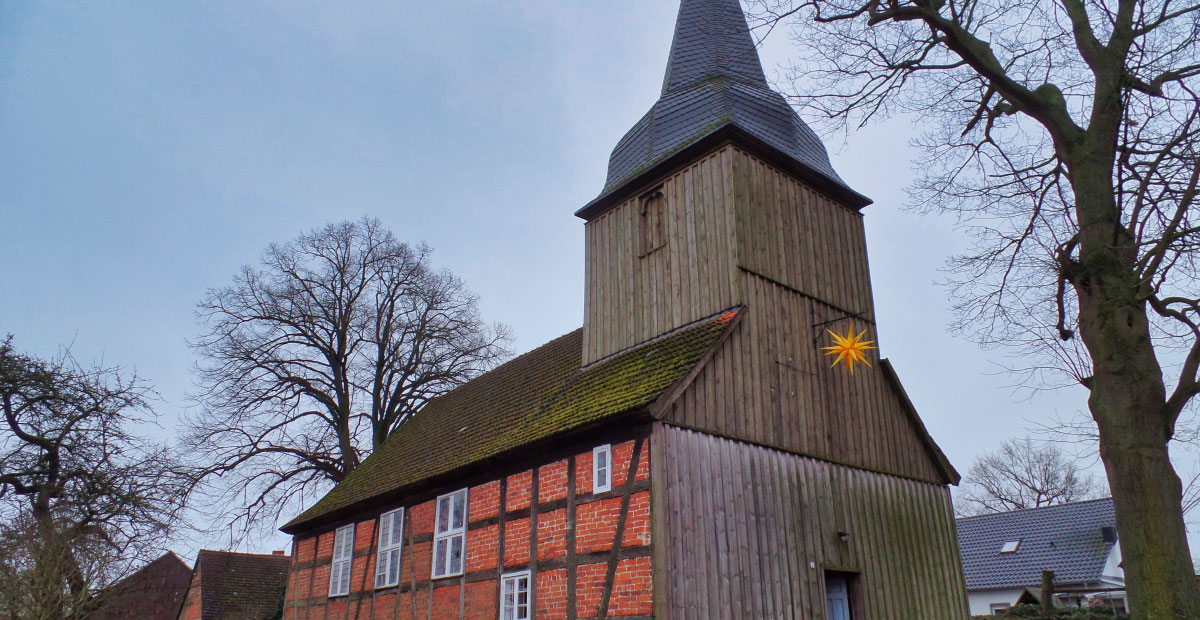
[1101,526,1117,543]
[272,550,286,555]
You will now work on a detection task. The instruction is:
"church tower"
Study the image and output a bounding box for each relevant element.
[279,2,971,618]
[578,0,956,486]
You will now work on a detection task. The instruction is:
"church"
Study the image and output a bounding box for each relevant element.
[279,0,970,618]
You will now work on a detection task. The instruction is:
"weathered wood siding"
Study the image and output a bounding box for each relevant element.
[583,147,740,364]
[662,271,946,484]
[652,424,969,620]
[733,148,874,316]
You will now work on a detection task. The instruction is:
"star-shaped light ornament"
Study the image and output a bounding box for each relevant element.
[822,326,877,374]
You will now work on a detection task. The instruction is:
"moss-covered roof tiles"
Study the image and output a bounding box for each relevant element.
[283,308,740,532]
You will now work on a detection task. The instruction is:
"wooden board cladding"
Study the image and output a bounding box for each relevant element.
[733,148,875,317]
[661,270,947,484]
[583,147,740,364]
[652,424,969,620]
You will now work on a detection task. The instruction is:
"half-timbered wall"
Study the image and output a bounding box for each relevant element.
[652,424,969,620]
[283,439,652,620]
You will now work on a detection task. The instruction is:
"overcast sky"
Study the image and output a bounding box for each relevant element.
[1,1,1120,556]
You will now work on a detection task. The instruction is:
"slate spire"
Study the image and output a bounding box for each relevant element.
[590,0,869,210]
[661,0,768,94]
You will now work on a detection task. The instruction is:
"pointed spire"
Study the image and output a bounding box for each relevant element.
[661,0,768,94]
[581,0,870,215]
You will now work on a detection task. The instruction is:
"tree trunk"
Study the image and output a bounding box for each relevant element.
[1099,430,1200,619]
[1071,193,1200,618]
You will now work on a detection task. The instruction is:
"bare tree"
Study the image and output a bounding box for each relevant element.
[956,437,1099,516]
[0,336,185,620]
[184,218,511,536]
[743,0,1200,615]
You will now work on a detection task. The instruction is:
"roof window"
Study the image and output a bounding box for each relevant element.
[999,540,1021,553]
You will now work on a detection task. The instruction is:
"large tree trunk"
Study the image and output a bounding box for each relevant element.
[1098,428,1200,619]
[1072,182,1200,618]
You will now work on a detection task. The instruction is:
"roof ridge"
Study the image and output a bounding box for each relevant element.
[197,549,291,560]
[580,307,740,371]
[956,496,1114,521]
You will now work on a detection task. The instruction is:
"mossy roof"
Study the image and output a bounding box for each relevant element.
[283,308,739,532]
[192,550,290,620]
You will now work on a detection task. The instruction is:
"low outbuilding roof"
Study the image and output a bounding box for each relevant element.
[957,498,1119,590]
[283,308,741,532]
[190,550,291,620]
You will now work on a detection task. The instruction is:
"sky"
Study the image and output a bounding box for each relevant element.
[0,1,1113,558]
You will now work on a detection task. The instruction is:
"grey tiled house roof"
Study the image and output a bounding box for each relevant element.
[602,0,853,199]
[956,498,1119,590]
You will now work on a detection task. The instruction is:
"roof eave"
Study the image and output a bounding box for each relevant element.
[879,358,961,485]
[280,408,654,535]
[575,123,873,222]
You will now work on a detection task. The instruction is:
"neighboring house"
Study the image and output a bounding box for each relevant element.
[957,498,1125,615]
[279,0,971,619]
[176,550,291,620]
[91,552,192,620]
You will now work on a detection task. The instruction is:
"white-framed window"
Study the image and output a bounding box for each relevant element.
[374,508,405,588]
[999,540,1021,553]
[432,488,468,578]
[990,603,1011,615]
[328,523,354,597]
[500,570,532,620]
[593,444,612,493]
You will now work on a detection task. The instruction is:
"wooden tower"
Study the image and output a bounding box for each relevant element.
[577,0,970,616]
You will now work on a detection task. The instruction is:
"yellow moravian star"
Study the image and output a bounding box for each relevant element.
[822,327,876,374]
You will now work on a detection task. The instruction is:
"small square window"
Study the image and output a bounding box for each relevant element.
[990,603,1011,615]
[999,540,1021,553]
[593,444,612,493]
[500,571,532,620]
[432,489,468,578]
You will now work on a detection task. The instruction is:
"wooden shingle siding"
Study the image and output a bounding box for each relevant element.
[654,424,969,620]
[583,147,740,364]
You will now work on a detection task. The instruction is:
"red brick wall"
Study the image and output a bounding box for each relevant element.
[283,438,652,619]
[176,571,201,620]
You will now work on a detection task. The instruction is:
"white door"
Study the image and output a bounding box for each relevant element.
[826,574,851,620]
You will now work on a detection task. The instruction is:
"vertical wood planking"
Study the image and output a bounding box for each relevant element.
[656,425,968,620]
[581,147,740,364]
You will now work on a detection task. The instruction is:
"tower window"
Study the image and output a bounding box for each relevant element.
[639,188,667,256]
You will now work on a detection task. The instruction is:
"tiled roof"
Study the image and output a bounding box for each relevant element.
[92,552,192,620]
[600,0,859,203]
[283,308,741,532]
[956,498,1118,590]
[194,550,291,620]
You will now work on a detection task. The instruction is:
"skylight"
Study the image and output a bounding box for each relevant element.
[999,540,1021,553]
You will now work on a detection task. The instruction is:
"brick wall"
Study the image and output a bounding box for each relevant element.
[283,437,652,620]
